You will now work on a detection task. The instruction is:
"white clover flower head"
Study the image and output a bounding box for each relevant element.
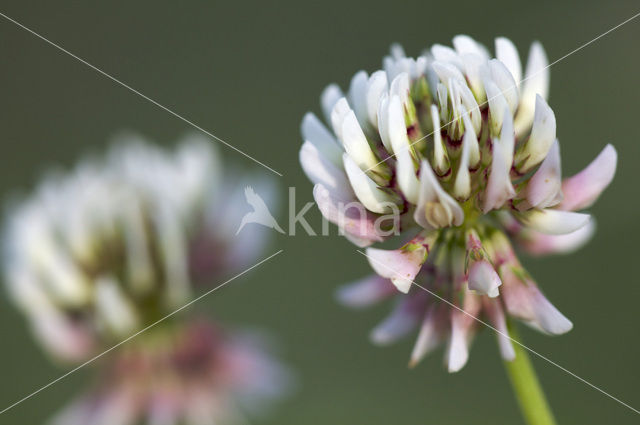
[301,35,617,371]
[48,320,292,425]
[3,134,274,362]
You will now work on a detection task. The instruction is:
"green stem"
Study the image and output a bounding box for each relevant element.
[503,321,557,425]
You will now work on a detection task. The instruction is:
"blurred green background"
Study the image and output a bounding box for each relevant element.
[0,1,639,424]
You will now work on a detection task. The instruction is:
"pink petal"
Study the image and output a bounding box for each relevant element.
[484,299,515,361]
[148,392,181,425]
[335,275,396,308]
[557,144,617,211]
[313,184,384,246]
[370,293,428,345]
[51,390,139,425]
[409,305,447,367]
[365,235,431,293]
[517,220,595,256]
[32,312,94,362]
[343,232,377,248]
[500,265,573,335]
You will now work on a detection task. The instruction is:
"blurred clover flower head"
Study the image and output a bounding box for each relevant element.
[299,35,617,371]
[49,320,292,425]
[2,133,275,362]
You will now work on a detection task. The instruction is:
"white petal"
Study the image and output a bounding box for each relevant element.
[514,95,556,172]
[514,42,549,137]
[448,78,463,137]
[387,95,410,154]
[558,144,617,211]
[448,292,482,378]
[396,149,420,204]
[389,97,419,203]
[459,104,480,166]
[390,43,406,59]
[483,140,515,213]
[526,139,562,208]
[321,84,343,124]
[377,92,393,153]
[436,83,449,120]
[348,71,371,130]
[23,216,90,306]
[5,265,50,316]
[431,45,464,70]
[432,60,466,86]
[447,313,470,372]
[300,112,343,165]
[384,46,425,81]
[453,35,489,60]
[497,105,515,167]
[330,97,351,141]
[299,141,350,198]
[336,275,396,308]
[430,104,449,175]
[343,155,398,214]
[383,56,395,80]
[458,83,482,135]
[487,59,519,113]
[460,53,487,103]
[409,55,429,79]
[531,291,573,334]
[468,260,502,298]
[389,72,410,105]
[453,129,473,200]
[414,161,464,230]
[366,71,389,128]
[483,78,509,136]
[340,110,381,173]
[94,275,138,336]
[495,37,522,88]
[517,209,591,235]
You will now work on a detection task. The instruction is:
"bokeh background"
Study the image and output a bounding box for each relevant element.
[0,1,638,424]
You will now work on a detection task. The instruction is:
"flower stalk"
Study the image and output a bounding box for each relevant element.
[504,320,557,425]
